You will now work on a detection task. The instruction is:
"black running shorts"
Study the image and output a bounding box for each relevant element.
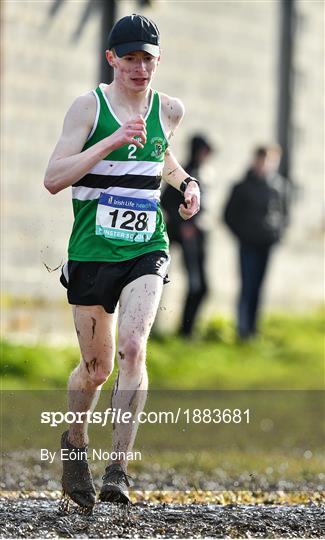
[60,250,170,314]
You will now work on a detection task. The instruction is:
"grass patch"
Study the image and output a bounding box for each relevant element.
[1,310,324,389]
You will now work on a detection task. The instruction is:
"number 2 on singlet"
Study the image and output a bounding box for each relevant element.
[128,144,137,159]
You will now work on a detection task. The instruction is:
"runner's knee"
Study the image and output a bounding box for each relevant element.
[118,336,145,372]
[80,358,114,387]
[90,368,112,387]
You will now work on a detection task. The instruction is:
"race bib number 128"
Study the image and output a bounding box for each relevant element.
[96,192,157,243]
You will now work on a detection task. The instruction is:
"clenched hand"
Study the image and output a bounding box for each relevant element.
[179,181,200,220]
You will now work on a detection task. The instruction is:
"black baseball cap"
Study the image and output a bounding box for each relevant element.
[107,14,160,58]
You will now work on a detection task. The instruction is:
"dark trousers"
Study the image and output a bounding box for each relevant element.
[237,242,271,338]
[179,230,208,337]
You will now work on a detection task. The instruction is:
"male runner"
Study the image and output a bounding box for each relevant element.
[44,14,200,511]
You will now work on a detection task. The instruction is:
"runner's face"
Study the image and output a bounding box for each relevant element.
[111,51,159,91]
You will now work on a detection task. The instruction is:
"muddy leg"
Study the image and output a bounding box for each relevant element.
[110,275,163,470]
[68,305,116,447]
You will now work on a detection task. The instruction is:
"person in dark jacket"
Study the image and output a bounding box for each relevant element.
[223,145,291,339]
[161,135,213,337]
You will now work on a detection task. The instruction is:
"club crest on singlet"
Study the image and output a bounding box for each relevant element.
[150,137,166,158]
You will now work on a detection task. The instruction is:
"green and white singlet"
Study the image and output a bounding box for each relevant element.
[68,86,169,262]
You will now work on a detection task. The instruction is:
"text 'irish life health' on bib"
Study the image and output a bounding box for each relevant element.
[96,192,157,243]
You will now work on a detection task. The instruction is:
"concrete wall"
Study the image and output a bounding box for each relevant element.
[2,0,323,331]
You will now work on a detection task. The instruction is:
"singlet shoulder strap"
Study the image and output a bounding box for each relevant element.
[157,91,170,142]
[147,90,169,144]
[85,88,101,142]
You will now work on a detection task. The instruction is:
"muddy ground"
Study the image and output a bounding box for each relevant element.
[0,496,325,538]
[0,493,324,539]
[1,452,324,538]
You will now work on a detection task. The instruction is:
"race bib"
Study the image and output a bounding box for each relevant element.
[96,192,157,243]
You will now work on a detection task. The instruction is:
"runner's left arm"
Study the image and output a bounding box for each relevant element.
[160,94,200,220]
[163,148,200,220]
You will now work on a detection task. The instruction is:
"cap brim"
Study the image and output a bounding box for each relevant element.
[114,42,160,58]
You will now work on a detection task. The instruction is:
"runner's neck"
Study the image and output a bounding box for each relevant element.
[101,82,153,122]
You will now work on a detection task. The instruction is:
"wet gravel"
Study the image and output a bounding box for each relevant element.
[1,452,324,537]
[0,495,324,538]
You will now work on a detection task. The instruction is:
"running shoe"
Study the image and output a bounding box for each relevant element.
[61,430,96,510]
[99,463,131,504]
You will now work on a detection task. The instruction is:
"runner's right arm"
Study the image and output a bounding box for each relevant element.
[44,93,146,194]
